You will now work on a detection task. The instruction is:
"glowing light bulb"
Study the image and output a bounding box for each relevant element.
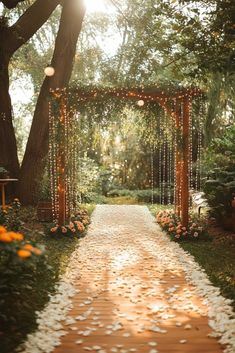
[137,100,144,106]
[44,65,55,77]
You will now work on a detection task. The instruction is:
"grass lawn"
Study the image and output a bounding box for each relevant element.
[106,196,141,204]
[180,240,235,311]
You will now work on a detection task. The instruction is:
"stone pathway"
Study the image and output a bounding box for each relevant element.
[21,205,235,353]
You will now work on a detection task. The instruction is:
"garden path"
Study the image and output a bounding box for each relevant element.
[23,205,234,353]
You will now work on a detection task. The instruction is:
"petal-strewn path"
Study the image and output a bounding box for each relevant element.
[22,205,235,353]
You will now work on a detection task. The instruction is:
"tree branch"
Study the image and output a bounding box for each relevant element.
[5,0,61,54]
[1,0,25,9]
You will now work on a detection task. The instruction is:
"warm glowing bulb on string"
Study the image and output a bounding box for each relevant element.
[137,100,144,107]
[44,65,55,77]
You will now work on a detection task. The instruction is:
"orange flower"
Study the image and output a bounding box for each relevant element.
[0,226,6,234]
[0,232,12,243]
[76,221,85,232]
[8,232,24,241]
[17,249,31,258]
[176,229,182,234]
[23,244,33,251]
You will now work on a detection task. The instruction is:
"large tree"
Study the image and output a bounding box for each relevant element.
[18,0,86,204]
[0,0,61,178]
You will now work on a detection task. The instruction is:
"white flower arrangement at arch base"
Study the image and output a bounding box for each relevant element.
[18,211,235,353]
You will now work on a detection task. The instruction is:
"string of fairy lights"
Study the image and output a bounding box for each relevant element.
[49,95,79,223]
[48,85,204,223]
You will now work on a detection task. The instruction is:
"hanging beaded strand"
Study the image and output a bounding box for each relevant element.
[196,95,203,191]
[188,95,193,209]
[167,106,173,205]
[178,100,184,214]
[48,101,56,222]
[158,110,162,205]
[162,107,166,204]
[173,99,177,207]
[150,114,155,205]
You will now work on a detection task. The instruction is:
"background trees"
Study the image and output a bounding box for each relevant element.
[0,0,234,203]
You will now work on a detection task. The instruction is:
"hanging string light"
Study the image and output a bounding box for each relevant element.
[196,95,203,191]
[179,100,184,213]
[173,99,177,207]
[44,65,55,77]
[158,111,162,205]
[48,85,203,225]
[48,91,79,224]
[188,96,193,208]
[150,114,155,205]
[162,106,168,205]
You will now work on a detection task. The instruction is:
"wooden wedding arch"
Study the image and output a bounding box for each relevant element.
[49,85,203,228]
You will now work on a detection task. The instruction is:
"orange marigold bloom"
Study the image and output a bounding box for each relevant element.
[17,249,31,258]
[8,232,24,241]
[0,225,6,234]
[23,244,33,251]
[0,232,12,243]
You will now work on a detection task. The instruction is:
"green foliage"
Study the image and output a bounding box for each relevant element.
[203,126,235,229]
[0,199,22,230]
[36,167,51,201]
[0,166,9,178]
[77,155,101,201]
[107,188,174,204]
[81,192,108,204]
[135,189,160,203]
[0,224,47,353]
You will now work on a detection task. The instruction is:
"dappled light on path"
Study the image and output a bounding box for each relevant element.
[21,205,234,353]
[52,205,226,353]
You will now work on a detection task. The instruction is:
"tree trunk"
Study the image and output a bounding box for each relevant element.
[0,53,19,178]
[18,0,86,204]
[0,0,61,193]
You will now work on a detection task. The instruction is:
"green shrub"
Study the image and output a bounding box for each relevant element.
[202,125,235,230]
[107,189,134,198]
[0,199,22,231]
[0,226,48,353]
[107,188,174,204]
[80,192,108,204]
